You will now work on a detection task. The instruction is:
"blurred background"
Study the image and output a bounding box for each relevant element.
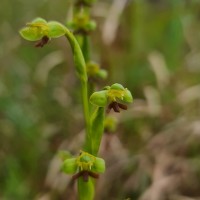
[1,0,200,199]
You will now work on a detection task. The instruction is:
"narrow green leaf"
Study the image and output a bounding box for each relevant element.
[90,107,105,155]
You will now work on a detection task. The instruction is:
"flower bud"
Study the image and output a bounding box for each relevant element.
[104,116,118,133]
[90,91,108,107]
[96,69,108,79]
[61,158,77,174]
[85,21,96,31]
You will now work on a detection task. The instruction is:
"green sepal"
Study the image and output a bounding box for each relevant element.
[90,91,108,107]
[19,27,44,41]
[31,17,47,24]
[123,89,133,103]
[48,21,67,38]
[110,83,124,90]
[61,158,77,174]
[93,157,105,173]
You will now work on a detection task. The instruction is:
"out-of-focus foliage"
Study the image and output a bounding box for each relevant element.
[1,0,200,199]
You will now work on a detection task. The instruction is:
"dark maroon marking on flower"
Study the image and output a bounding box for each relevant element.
[118,103,127,110]
[72,171,84,180]
[82,171,89,182]
[88,171,99,179]
[35,36,49,47]
[107,102,128,113]
[112,102,120,113]
[107,102,120,113]
[72,170,99,182]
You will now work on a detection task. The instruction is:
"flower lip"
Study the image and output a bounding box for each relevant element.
[35,35,49,47]
[72,170,99,182]
[106,101,128,113]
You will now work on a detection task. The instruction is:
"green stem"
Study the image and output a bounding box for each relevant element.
[82,35,91,63]
[64,30,92,152]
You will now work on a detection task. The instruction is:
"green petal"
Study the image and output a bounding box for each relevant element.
[48,21,66,38]
[61,158,77,174]
[19,27,44,41]
[110,83,124,90]
[123,89,133,103]
[92,157,105,173]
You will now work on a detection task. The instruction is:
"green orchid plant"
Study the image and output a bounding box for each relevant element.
[19,0,133,199]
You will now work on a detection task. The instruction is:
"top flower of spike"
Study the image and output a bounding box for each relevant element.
[90,83,133,113]
[19,17,67,47]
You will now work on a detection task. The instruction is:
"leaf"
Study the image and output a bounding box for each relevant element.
[90,107,105,155]
[48,21,66,38]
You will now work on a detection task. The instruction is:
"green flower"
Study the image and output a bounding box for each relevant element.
[90,83,133,113]
[67,13,96,34]
[62,150,105,182]
[86,61,107,80]
[19,17,66,47]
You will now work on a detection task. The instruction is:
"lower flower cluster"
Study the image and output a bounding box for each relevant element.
[61,150,105,182]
